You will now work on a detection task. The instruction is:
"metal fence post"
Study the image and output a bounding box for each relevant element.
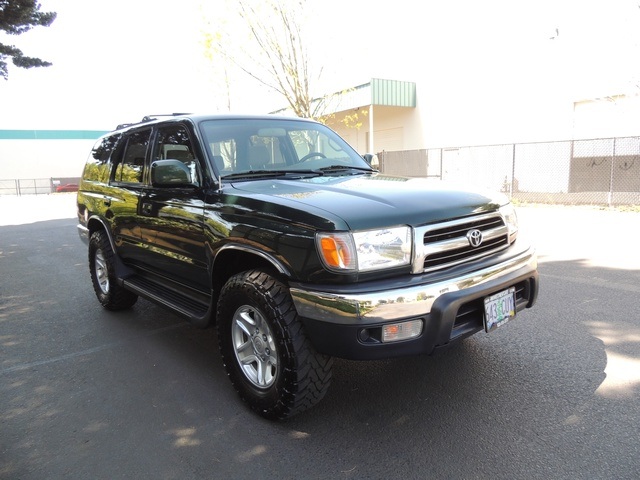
[608,137,616,208]
[510,144,516,199]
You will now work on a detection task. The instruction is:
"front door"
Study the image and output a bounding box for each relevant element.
[137,124,209,292]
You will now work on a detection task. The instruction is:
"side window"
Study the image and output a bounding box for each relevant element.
[113,129,151,184]
[154,125,200,185]
[83,133,121,183]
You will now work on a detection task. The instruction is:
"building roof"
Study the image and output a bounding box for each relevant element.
[271,78,416,117]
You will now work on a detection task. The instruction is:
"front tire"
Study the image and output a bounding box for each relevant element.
[217,270,333,419]
[88,231,138,310]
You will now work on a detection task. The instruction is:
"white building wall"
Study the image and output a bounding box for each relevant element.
[330,104,425,154]
[0,140,93,179]
[3,89,638,182]
[573,95,640,139]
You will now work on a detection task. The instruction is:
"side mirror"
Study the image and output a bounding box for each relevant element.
[362,153,379,169]
[150,160,196,187]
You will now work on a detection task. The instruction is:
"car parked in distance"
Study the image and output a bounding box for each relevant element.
[55,183,78,192]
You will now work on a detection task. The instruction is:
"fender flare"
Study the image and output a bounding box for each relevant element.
[86,215,135,281]
[213,243,291,277]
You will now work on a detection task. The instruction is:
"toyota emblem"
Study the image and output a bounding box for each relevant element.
[467,229,483,247]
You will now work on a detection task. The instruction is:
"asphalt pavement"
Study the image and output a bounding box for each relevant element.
[1,194,639,479]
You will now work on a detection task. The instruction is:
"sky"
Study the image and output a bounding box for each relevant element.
[1,0,640,132]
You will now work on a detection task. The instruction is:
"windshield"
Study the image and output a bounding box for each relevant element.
[198,118,372,178]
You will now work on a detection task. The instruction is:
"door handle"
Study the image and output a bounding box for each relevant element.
[142,202,152,215]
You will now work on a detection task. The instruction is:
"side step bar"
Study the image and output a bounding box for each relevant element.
[123,275,213,328]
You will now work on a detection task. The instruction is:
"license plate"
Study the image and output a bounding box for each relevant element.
[484,287,516,332]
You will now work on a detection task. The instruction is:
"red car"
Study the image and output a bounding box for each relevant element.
[55,184,78,193]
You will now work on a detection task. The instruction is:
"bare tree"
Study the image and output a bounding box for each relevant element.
[203,0,327,119]
[202,29,233,113]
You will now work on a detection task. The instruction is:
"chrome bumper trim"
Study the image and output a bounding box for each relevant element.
[77,223,90,245]
[290,245,537,325]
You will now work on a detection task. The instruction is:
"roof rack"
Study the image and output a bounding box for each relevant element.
[141,113,192,122]
[114,113,192,131]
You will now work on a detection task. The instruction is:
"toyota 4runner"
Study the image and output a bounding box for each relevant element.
[77,114,539,419]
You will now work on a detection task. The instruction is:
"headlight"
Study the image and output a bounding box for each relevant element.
[499,203,518,243]
[317,226,412,273]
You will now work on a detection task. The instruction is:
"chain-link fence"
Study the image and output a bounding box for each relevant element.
[379,136,640,207]
[0,177,80,196]
[5,138,640,206]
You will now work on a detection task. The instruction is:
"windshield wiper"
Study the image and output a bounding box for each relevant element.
[222,169,323,181]
[316,165,375,174]
[221,166,374,181]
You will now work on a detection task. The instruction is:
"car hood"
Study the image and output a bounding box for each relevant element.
[226,173,507,231]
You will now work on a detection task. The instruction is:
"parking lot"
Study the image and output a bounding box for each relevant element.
[1,194,639,479]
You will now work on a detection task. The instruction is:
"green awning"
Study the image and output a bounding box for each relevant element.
[270,78,417,116]
[326,78,417,113]
[369,78,416,107]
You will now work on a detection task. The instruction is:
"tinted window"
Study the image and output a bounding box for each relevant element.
[83,134,121,183]
[113,130,151,184]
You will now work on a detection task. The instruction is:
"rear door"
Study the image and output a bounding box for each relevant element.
[107,128,152,263]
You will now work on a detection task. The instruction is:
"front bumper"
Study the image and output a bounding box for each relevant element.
[77,223,90,245]
[290,244,538,359]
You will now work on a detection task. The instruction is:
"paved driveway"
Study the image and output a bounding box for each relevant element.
[1,195,639,479]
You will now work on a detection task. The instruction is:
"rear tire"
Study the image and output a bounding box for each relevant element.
[88,231,138,310]
[217,270,333,419]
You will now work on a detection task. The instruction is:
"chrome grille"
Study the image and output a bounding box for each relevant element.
[412,213,510,274]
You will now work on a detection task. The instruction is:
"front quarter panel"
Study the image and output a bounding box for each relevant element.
[203,189,353,283]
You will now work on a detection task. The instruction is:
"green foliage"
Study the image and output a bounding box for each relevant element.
[0,0,57,79]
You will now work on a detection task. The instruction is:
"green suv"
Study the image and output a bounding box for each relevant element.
[77,114,538,419]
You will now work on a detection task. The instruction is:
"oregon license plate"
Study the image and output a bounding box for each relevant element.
[484,287,516,332]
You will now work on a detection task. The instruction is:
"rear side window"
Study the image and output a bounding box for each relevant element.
[113,129,151,184]
[83,134,121,184]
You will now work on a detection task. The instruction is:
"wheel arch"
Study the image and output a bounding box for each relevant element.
[86,216,134,281]
[87,216,116,251]
[210,244,291,307]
